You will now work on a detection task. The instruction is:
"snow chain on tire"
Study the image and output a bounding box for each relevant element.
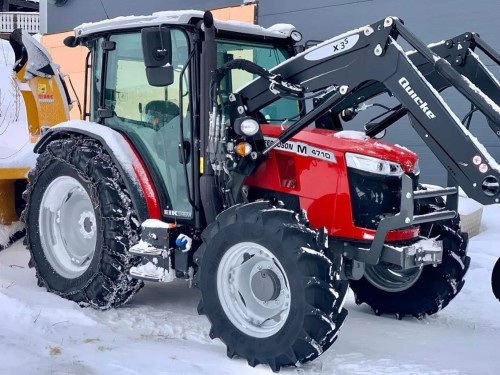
[22,137,143,309]
[194,202,348,371]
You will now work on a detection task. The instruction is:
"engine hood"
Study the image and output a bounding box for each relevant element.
[261,126,419,174]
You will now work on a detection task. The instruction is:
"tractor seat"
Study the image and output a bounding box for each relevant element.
[144,100,180,129]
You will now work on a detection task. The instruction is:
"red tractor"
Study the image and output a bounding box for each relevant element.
[21,11,500,371]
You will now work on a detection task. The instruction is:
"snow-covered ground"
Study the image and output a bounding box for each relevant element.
[0,204,499,374]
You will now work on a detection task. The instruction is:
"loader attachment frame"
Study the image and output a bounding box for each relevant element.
[235,17,500,206]
[362,32,500,139]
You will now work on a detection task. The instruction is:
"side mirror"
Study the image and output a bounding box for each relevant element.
[141,27,174,87]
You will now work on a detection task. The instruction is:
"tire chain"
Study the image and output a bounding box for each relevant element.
[22,136,142,309]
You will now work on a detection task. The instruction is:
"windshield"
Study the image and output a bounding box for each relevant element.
[216,39,300,123]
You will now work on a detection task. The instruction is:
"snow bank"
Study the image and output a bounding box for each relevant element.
[0,43,31,163]
[0,206,499,373]
[0,222,24,248]
[458,196,483,216]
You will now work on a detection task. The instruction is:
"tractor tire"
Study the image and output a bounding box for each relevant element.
[349,195,470,319]
[492,257,500,301]
[195,202,348,371]
[22,137,143,310]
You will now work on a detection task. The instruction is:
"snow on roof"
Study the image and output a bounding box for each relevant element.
[74,10,295,40]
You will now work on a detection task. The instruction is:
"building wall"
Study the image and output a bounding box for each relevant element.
[257,0,500,185]
[46,0,240,34]
[45,0,500,185]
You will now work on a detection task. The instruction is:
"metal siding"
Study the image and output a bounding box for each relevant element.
[47,0,239,34]
[258,0,500,185]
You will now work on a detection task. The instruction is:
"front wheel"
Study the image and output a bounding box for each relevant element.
[195,202,348,371]
[350,201,470,319]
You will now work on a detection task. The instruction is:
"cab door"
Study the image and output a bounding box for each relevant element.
[96,29,193,220]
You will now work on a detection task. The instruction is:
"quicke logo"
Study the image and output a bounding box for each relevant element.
[399,77,436,119]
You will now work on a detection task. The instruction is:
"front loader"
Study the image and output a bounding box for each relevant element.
[0,29,71,248]
[21,10,500,370]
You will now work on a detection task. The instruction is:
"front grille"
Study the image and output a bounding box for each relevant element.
[348,168,411,230]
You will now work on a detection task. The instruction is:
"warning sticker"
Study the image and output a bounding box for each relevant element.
[37,83,47,94]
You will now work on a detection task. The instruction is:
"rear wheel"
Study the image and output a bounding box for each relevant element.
[350,197,470,319]
[23,137,143,309]
[195,202,348,371]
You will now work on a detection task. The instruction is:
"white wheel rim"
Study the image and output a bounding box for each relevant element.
[39,176,97,279]
[217,242,291,338]
[364,264,423,292]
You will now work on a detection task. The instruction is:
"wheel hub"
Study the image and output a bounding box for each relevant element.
[217,242,291,338]
[79,211,96,239]
[39,176,97,279]
[251,269,281,302]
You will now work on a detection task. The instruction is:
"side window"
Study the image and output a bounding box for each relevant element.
[105,33,166,120]
[90,37,104,122]
[216,40,300,123]
[103,30,192,217]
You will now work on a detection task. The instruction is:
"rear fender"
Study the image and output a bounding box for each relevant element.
[35,120,161,222]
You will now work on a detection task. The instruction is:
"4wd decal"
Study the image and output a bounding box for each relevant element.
[264,137,336,163]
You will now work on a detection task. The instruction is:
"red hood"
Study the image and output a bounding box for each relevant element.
[261,125,419,174]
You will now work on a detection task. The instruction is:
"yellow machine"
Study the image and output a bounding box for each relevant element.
[0,29,71,228]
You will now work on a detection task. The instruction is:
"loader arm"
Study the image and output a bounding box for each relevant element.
[409,32,500,136]
[354,32,500,138]
[235,17,500,205]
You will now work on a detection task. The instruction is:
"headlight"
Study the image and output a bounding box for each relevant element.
[234,117,260,136]
[240,118,260,136]
[413,159,420,175]
[345,153,403,176]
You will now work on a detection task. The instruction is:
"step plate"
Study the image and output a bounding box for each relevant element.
[129,241,163,257]
[130,264,176,283]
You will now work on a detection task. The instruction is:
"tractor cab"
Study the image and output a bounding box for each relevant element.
[67,10,303,225]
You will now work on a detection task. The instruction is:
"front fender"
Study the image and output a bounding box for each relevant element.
[35,120,160,222]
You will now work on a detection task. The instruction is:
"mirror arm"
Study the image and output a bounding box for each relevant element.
[156,25,168,58]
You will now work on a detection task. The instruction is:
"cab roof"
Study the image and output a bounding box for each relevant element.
[74,10,296,40]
